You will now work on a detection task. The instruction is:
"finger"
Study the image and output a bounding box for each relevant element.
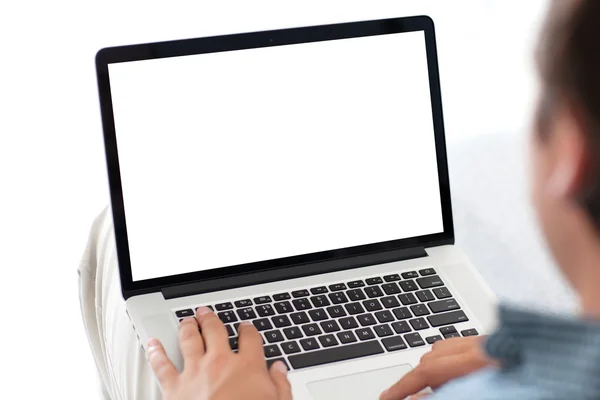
[237,321,265,362]
[407,394,429,400]
[147,338,179,390]
[381,351,488,400]
[269,361,292,400]
[428,336,484,357]
[179,316,205,365]
[196,306,230,354]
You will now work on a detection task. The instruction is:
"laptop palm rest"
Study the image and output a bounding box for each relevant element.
[306,363,412,400]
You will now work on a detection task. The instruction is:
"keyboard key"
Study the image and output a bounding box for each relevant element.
[310,295,330,308]
[264,344,282,358]
[433,287,452,299]
[339,316,359,330]
[409,318,429,330]
[229,337,239,350]
[382,283,401,295]
[375,310,395,323]
[382,336,408,351]
[381,296,400,309]
[416,290,435,302]
[282,341,301,354]
[320,320,341,333]
[226,325,235,337]
[290,312,310,325]
[417,275,444,289]
[310,286,328,295]
[329,292,349,304]
[392,307,412,320]
[439,326,457,335]
[346,289,366,301]
[272,315,292,328]
[215,302,234,311]
[326,305,346,318]
[234,299,252,307]
[357,314,377,326]
[374,324,394,337]
[273,301,293,314]
[318,334,339,348]
[427,310,469,327]
[391,321,411,334]
[366,277,383,285]
[345,302,365,315]
[355,327,375,340]
[302,323,322,336]
[398,293,418,305]
[253,318,273,331]
[401,271,419,279]
[266,357,289,370]
[175,309,194,318]
[292,289,310,298]
[444,332,461,339]
[237,307,257,320]
[254,296,272,304]
[273,293,291,301]
[308,309,328,321]
[404,332,425,347]
[300,338,320,351]
[292,298,312,311]
[265,330,285,343]
[410,304,430,317]
[329,283,347,291]
[283,326,303,340]
[288,341,383,369]
[399,280,419,292]
[426,335,443,344]
[428,299,460,313]
[461,328,479,337]
[383,274,401,282]
[419,268,436,276]
[347,280,365,288]
[337,330,358,344]
[256,304,276,317]
[218,311,238,323]
[363,299,383,312]
[273,301,294,314]
[364,286,384,298]
[195,305,214,312]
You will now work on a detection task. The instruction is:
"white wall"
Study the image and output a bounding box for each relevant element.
[0,1,549,398]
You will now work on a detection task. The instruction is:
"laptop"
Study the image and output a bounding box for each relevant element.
[96,16,496,399]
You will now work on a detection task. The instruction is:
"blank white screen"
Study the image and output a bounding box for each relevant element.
[108,30,444,281]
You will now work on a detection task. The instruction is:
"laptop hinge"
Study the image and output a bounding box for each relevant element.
[161,246,427,300]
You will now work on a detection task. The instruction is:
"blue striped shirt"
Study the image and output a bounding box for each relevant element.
[429,305,600,400]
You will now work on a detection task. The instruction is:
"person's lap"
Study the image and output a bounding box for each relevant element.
[79,207,161,400]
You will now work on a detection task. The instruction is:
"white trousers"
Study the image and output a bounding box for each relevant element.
[78,207,161,400]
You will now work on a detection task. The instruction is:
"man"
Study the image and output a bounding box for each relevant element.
[142,0,600,398]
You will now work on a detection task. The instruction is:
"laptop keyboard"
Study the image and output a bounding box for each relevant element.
[174,268,479,370]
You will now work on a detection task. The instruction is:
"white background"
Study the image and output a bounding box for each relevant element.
[0,1,553,399]
[110,32,442,281]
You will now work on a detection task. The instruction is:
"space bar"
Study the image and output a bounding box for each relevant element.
[288,341,384,369]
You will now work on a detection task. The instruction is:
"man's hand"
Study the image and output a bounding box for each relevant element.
[380,336,493,400]
[147,306,292,400]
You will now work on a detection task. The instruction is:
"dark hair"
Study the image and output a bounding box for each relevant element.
[537,0,600,225]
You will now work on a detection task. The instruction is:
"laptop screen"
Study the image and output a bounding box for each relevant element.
[108,30,443,282]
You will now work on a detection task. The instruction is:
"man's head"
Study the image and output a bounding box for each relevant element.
[531,0,600,302]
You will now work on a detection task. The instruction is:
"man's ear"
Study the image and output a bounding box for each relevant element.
[546,104,589,201]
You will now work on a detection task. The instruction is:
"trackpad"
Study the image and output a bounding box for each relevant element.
[307,364,412,400]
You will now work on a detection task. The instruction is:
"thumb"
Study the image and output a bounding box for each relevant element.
[269,361,292,400]
[147,338,179,391]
